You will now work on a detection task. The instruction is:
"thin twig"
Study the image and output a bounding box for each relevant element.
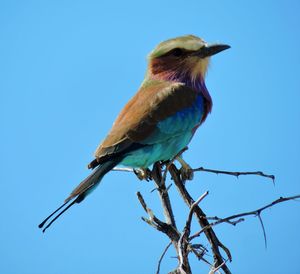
[113,165,275,182]
[156,241,172,274]
[137,191,148,213]
[206,216,245,226]
[186,191,209,230]
[177,192,209,273]
[209,260,227,274]
[258,213,267,248]
[190,246,211,266]
[193,167,275,182]
[136,191,179,240]
[190,195,300,241]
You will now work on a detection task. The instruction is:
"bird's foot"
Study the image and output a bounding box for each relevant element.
[176,156,194,181]
[134,168,152,181]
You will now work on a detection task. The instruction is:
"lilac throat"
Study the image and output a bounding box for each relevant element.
[151,69,213,114]
[176,74,213,114]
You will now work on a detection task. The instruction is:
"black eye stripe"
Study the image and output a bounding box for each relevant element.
[159,48,195,58]
[172,48,184,57]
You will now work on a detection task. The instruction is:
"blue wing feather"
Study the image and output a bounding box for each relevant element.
[121,95,204,167]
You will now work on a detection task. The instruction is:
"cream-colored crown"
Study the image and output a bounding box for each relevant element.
[149,35,207,59]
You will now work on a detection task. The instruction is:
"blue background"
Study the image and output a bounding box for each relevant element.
[1,1,300,273]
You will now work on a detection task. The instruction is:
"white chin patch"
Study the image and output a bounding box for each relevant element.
[191,58,210,80]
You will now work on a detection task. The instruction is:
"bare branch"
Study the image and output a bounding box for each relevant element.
[113,165,275,182]
[193,167,275,182]
[209,260,228,274]
[136,191,180,241]
[137,191,148,213]
[168,164,232,274]
[206,216,245,226]
[211,195,300,226]
[177,192,209,273]
[152,162,176,227]
[258,213,267,248]
[114,161,298,273]
[186,191,209,231]
[191,195,300,241]
[156,241,172,274]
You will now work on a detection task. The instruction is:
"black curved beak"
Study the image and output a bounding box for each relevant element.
[195,44,230,58]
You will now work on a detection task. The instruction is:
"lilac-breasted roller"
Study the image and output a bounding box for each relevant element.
[39,35,230,232]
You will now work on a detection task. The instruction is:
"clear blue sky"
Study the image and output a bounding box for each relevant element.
[1,1,300,273]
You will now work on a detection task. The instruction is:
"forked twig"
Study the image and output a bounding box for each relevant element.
[190,195,300,241]
[177,192,209,272]
[113,160,298,274]
[168,164,232,274]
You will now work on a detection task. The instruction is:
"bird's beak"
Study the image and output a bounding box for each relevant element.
[195,44,230,58]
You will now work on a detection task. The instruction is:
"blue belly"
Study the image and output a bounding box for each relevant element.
[121,94,204,168]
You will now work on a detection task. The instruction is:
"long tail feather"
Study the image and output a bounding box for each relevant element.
[38,158,121,232]
[38,200,71,229]
[39,197,79,233]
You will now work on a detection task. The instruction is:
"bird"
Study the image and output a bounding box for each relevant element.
[39,35,230,232]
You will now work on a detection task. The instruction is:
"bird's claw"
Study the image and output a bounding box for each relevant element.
[134,168,152,181]
[179,166,194,181]
[176,156,194,181]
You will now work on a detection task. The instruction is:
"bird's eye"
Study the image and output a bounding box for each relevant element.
[171,48,184,57]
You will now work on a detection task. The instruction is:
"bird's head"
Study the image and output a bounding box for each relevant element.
[147,35,230,83]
